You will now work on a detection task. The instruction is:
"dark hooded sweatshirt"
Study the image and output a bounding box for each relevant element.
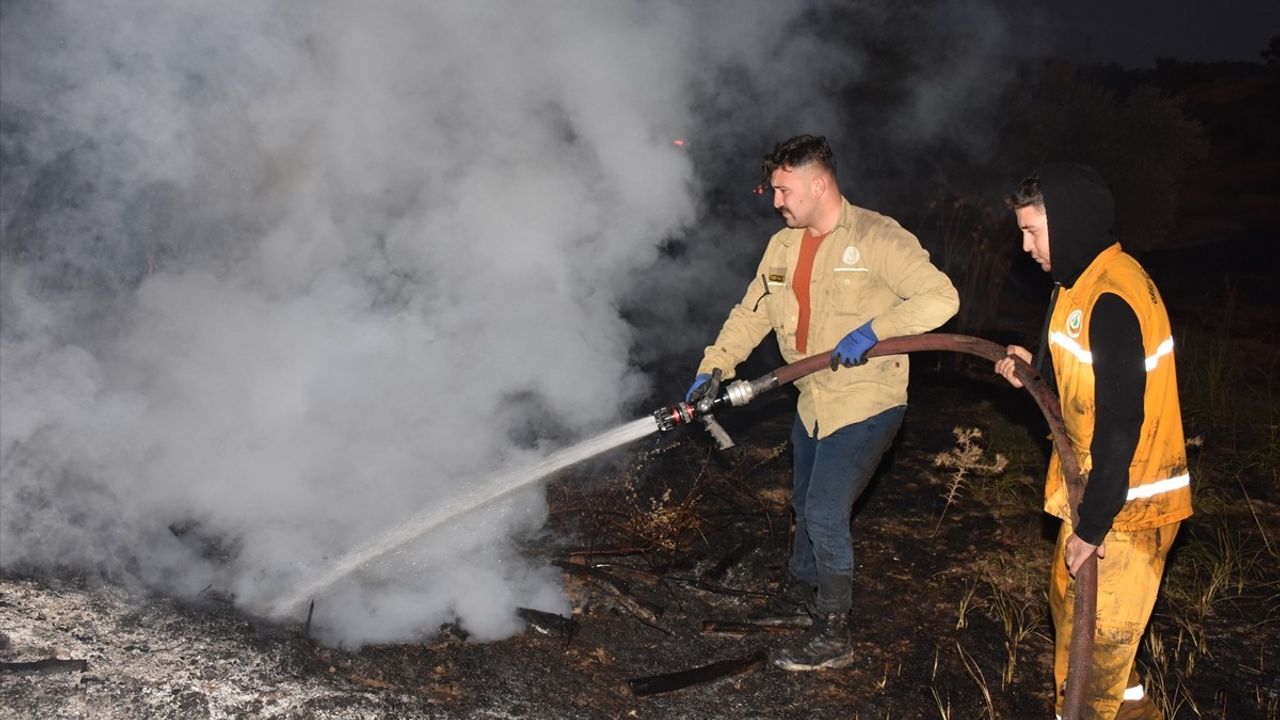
[1034,163,1146,546]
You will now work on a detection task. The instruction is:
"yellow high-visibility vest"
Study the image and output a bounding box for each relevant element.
[1045,244,1192,531]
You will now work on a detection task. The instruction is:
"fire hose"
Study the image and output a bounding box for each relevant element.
[654,333,1095,720]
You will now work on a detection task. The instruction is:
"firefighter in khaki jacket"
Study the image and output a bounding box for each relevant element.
[686,135,958,670]
[996,164,1192,719]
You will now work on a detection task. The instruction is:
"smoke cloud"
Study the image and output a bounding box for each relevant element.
[1,0,1009,645]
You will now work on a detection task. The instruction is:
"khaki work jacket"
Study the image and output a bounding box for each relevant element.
[698,197,959,438]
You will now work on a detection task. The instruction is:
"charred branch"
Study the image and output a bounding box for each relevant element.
[583,559,765,599]
[700,619,809,636]
[664,575,767,598]
[304,600,315,639]
[554,560,666,627]
[516,607,578,643]
[563,547,651,558]
[627,651,767,697]
[0,658,89,675]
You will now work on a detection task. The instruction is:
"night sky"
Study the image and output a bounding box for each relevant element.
[995,0,1279,67]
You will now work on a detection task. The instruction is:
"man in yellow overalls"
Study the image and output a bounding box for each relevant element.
[995,163,1192,719]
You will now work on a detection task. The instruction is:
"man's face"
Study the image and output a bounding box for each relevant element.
[770,165,817,230]
[1015,204,1051,272]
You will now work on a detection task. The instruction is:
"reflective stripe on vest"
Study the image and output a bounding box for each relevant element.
[1145,336,1175,371]
[1052,331,1175,373]
[1127,472,1190,500]
[1049,331,1092,364]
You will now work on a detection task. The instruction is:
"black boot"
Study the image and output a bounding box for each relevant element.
[768,612,855,671]
[753,575,814,619]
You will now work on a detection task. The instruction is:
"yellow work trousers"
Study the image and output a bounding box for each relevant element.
[1050,519,1180,720]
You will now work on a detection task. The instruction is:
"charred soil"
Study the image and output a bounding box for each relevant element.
[3,363,1279,719]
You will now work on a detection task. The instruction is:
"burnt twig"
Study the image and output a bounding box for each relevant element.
[665,576,768,598]
[304,600,315,639]
[701,619,809,636]
[627,651,767,696]
[0,658,89,675]
[564,547,651,558]
[517,607,579,644]
[555,560,666,627]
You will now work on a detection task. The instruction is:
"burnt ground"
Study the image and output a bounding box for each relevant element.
[3,349,1278,719]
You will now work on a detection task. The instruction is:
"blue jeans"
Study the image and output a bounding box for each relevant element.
[788,405,905,614]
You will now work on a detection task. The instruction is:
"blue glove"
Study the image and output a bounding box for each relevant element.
[830,321,878,370]
[686,373,712,402]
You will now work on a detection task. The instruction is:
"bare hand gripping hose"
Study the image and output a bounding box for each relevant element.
[660,333,1094,719]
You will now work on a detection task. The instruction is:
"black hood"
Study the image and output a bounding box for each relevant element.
[1038,163,1117,287]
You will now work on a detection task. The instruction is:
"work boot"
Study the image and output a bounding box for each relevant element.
[768,611,855,671]
[753,575,814,618]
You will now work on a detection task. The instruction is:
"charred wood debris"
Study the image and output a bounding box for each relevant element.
[538,429,801,696]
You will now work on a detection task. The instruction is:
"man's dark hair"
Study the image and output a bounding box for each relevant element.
[762,134,836,186]
[1006,174,1044,210]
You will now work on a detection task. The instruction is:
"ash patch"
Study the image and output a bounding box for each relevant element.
[0,577,448,719]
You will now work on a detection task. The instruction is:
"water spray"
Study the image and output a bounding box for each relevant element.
[266,332,1093,718]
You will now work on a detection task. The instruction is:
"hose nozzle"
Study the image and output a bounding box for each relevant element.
[650,399,735,450]
[652,402,696,432]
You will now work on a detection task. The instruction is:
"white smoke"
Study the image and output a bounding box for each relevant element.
[1,0,1013,646]
[0,0,859,645]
